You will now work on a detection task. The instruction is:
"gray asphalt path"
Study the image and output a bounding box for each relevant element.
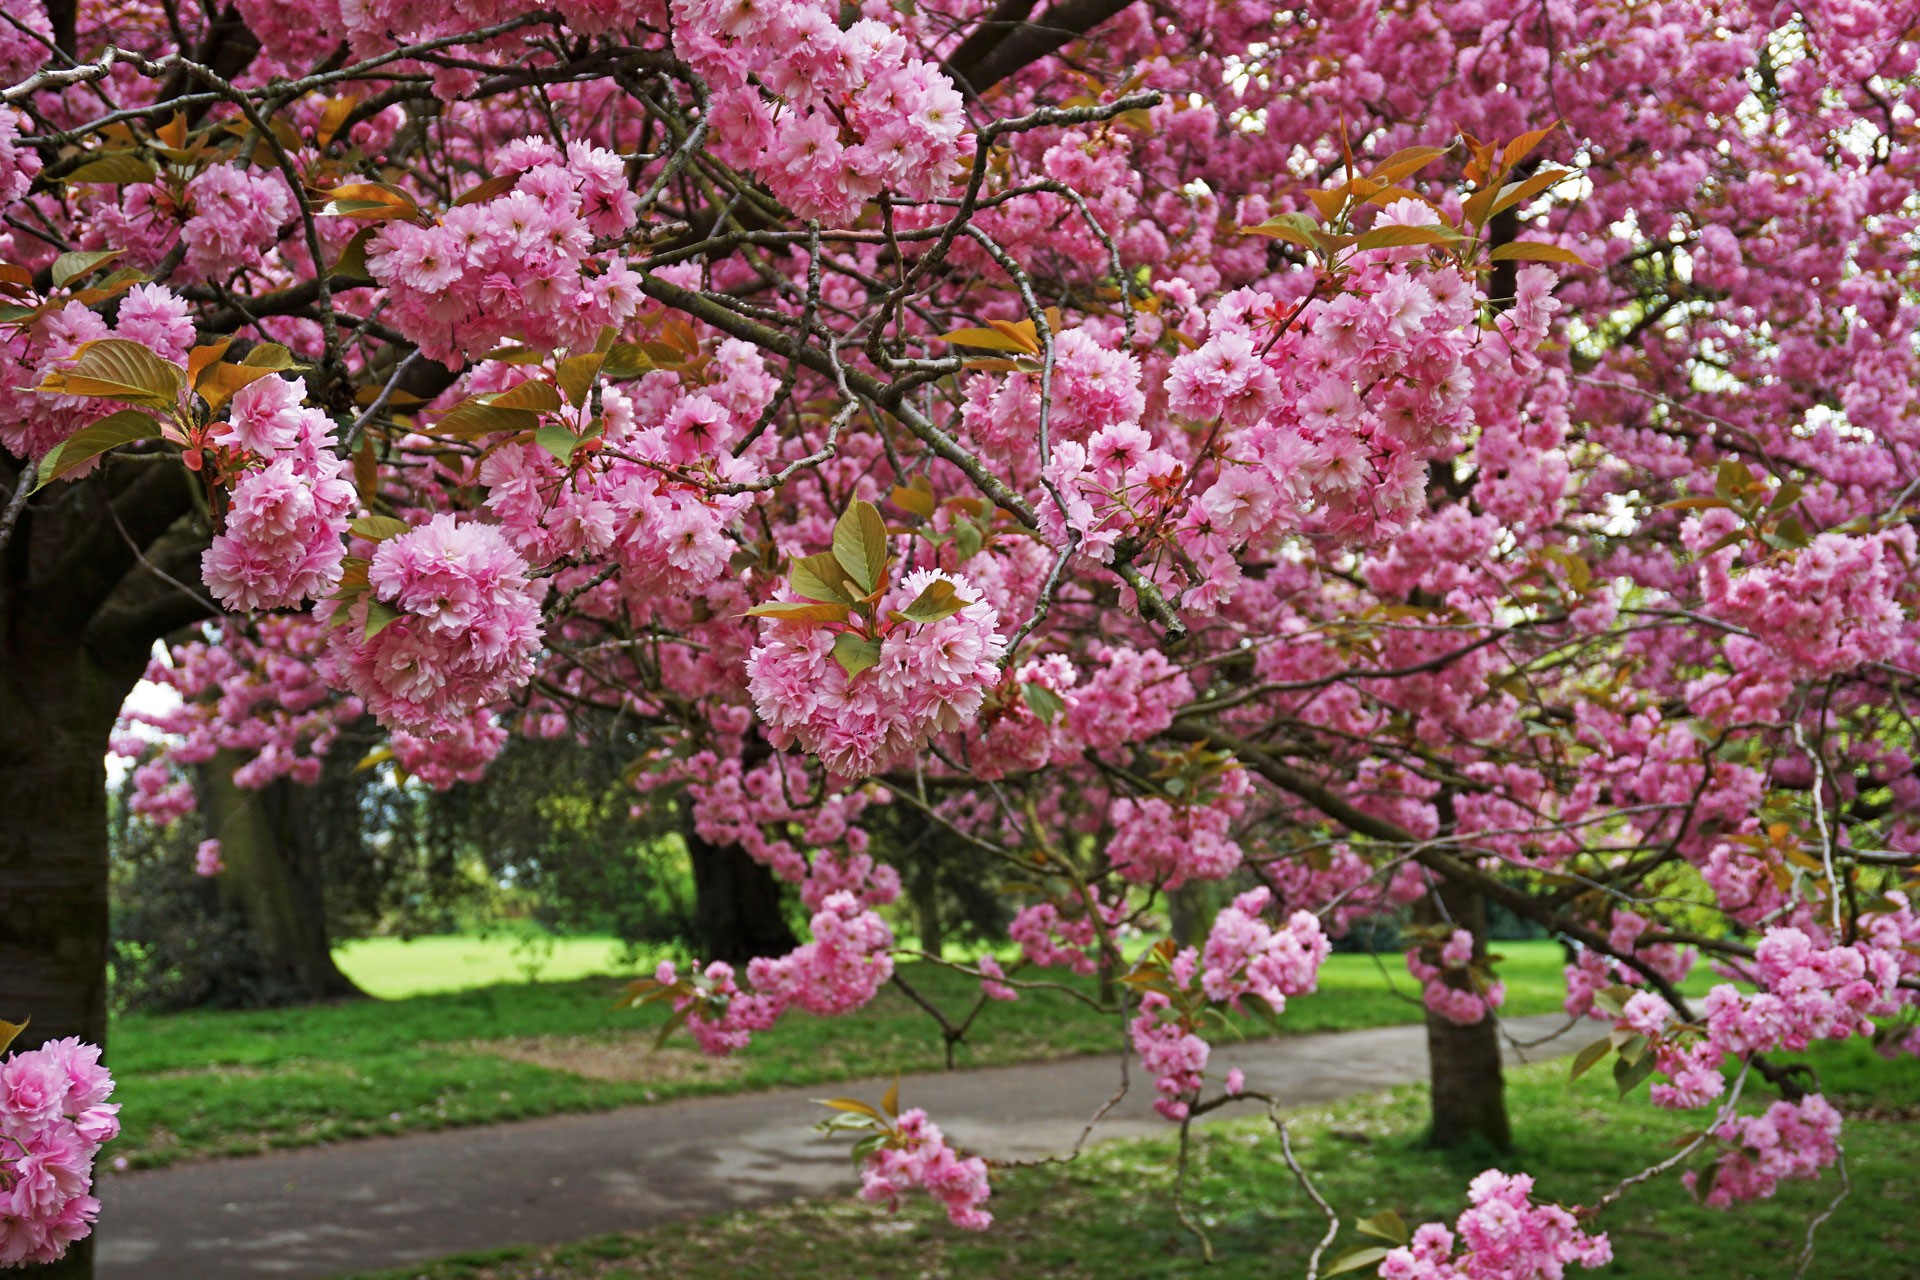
[97,1013,1584,1280]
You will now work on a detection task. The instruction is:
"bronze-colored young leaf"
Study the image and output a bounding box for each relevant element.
[599,343,655,379]
[1239,214,1319,249]
[889,478,937,520]
[1487,240,1587,266]
[241,343,298,371]
[818,1096,885,1121]
[1354,224,1460,251]
[556,351,606,408]
[187,339,235,387]
[833,499,891,595]
[742,600,852,624]
[937,325,1037,354]
[452,173,518,207]
[1488,166,1576,218]
[37,338,184,408]
[0,1017,27,1057]
[196,362,285,413]
[59,153,158,185]
[35,409,165,488]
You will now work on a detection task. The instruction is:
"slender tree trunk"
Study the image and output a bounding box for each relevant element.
[909,868,945,958]
[680,805,798,966]
[1418,879,1513,1152]
[0,635,134,1280]
[203,751,364,1002]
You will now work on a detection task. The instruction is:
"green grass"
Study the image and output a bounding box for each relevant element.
[334,932,658,998]
[346,1043,1920,1280]
[111,939,1578,1169]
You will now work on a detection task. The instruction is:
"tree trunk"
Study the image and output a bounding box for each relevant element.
[204,750,364,1002]
[909,869,944,959]
[1418,879,1513,1152]
[0,634,137,1280]
[681,806,798,966]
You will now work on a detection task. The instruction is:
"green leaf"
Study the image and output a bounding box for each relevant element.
[1355,1210,1409,1245]
[1488,240,1586,266]
[1613,1043,1659,1095]
[791,553,859,605]
[1487,167,1576,218]
[743,600,852,624]
[241,343,297,370]
[535,423,580,465]
[51,249,123,289]
[1569,1035,1614,1082]
[363,600,401,640]
[1325,1245,1394,1276]
[36,409,164,488]
[37,338,184,409]
[832,632,884,680]
[953,519,984,562]
[332,227,377,281]
[1023,683,1067,723]
[833,499,890,595]
[434,381,563,437]
[1239,213,1320,249]
[0,1017,26,1057]
[895,576,973,624]
[350,515,411,542]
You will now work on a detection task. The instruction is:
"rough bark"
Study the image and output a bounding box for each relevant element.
[1418,879,1513,1152]
[204,750,365,1002]
[2,453,208,1280]
[681,805,798,966]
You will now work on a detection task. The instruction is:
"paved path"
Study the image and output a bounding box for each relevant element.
[97,1013,1584,1280]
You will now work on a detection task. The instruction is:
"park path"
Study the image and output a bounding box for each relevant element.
[96,1013,1585,1280]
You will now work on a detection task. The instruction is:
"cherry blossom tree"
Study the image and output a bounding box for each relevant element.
[5,0,1920,1276]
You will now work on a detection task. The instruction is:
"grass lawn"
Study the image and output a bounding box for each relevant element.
[347,1041,1920,1280]
[111,939,1579,1169]
[334,932,658,998]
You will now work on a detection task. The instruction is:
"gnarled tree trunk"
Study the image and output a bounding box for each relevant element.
[1418,879,1512,1152]
[681,804,798,966]
[204,751,364,1002]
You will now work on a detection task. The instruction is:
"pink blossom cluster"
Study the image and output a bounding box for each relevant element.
[1377,1171,1612,1280]
[365,137,641,363]
[1562,911,1694,1020]
[1105,765,1251,889]
[858,1107,992,1231]
[1039,420,1184,567]
[1197,888,1330,1012]
[1065,645,1193,754]
[1130,989,1212,1120]
[180,163,293,282]
[479,361,764,591]
[653,893,893,1055]
[0,1038,119,1268]
[1170,255,1480,550]
[746,891,895,1017]
[112,617,358,831]
[0,110,40,212]
[1687,518,1915,677]
[325,514,545,733]
[202,376,357,612]
[392,708,508,789]
[1007,897,1128,976]
[746,569,1007,779]
[959,656,1079,781]
[673,0,969,224]
[1627,928,1900,1111]
[0,284,193,461]
[193,839,225,877]
[1683,1095,1843,1208]
[1407,929,1505,1027]
[960,329,1144,459]
[672,753,898,910]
